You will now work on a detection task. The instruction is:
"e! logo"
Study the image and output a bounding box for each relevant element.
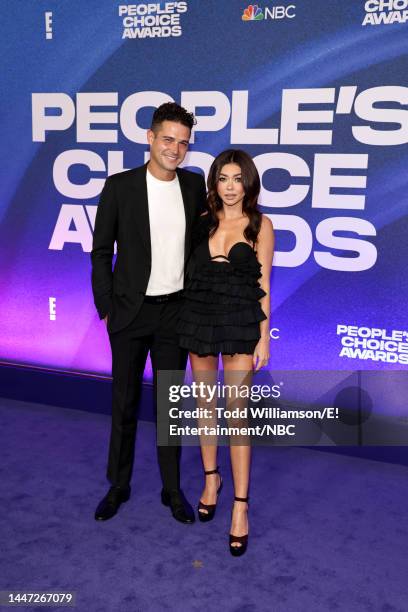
[45,12,53,40]
[49,297,56,321]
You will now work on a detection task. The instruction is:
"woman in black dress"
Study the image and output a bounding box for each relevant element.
[178,149,274,556]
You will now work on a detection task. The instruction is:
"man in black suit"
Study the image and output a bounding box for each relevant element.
[91,102,206,523]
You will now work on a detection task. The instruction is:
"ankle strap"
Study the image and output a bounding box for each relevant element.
[204,466,219,475]
[234,496,249,503]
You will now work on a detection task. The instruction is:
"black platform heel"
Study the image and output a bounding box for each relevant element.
[229,496,249,557]
[198,466,223,522]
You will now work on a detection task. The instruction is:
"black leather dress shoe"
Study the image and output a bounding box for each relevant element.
[161,489,195,524]
[94,485,131,521]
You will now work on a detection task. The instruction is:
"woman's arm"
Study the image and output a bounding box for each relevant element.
[253,214,275,371]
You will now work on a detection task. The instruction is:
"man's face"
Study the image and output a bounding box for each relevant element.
[147,120,191,174]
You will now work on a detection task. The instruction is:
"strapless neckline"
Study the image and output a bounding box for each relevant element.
[208,240,255,262]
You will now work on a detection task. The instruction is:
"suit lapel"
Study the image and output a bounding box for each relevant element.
[177,169,194,264]
[132,164,151,258]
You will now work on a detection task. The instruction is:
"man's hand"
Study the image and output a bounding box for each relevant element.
[104,315,108,327]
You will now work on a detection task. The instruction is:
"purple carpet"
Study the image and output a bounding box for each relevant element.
[1,398,407,611]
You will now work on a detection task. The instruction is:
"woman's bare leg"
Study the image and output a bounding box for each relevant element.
[222,353,253,546]
[189,353,221,514]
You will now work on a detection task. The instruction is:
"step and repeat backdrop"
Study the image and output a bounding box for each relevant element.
[1,1,407,390]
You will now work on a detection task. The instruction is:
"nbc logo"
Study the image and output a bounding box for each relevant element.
[242,4,264,21]
[242,3,296,21]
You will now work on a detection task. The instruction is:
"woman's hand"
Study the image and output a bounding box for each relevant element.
[253,336,270,372]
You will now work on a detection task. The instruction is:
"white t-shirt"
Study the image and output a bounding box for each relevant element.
[145,168,186,295]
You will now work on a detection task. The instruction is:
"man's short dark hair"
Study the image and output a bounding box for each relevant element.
[151,102,196,133]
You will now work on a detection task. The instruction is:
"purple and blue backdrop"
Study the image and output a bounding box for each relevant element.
[1,1,407,408]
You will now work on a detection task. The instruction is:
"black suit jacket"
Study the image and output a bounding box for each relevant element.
[91,163,207,334]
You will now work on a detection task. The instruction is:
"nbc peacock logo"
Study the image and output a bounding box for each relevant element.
[242,4,264,21]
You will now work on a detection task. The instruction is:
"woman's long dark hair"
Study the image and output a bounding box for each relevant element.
[207,149,262,244]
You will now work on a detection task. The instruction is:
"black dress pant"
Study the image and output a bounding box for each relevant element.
[107,298,187,490]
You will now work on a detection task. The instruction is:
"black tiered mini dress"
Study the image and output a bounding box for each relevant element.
[178,216,267,356]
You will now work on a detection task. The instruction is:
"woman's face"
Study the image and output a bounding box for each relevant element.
[216,163,245,208]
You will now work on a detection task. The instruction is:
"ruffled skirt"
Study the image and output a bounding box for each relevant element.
[177,259,266,357]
